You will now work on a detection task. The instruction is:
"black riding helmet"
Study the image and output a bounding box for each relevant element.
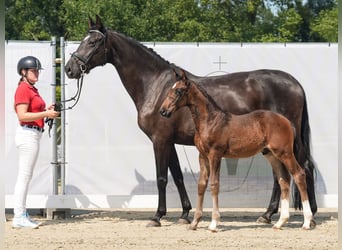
[17,56,43,75]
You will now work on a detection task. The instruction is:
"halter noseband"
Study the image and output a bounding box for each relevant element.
[71,29,108,73]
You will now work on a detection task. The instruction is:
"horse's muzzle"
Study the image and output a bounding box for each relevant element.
[65,59,82,79]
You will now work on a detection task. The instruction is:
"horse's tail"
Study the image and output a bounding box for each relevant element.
[293,94,316,211]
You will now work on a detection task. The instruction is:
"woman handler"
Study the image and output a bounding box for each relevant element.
[12,56,60,228]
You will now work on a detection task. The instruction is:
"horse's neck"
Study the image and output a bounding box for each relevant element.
[107,31,169,107]
[187,84,224,126]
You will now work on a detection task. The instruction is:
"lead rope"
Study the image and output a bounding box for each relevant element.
[182,145,254,192]
[45,70,86,137]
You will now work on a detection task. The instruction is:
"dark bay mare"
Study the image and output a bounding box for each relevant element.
[160,70,313,231]
[65,16,317,227]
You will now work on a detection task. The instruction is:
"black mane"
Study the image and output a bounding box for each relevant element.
[109,29,173,67]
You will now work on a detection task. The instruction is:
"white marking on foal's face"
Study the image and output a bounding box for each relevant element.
[172,82,178,89]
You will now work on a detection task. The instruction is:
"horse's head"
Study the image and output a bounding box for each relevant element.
[65,15,108,79]
[160,69,190,118]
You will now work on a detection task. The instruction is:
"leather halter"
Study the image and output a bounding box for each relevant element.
[71,29,108,73]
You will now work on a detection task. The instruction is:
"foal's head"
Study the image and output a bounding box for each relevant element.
[160,70,191,118]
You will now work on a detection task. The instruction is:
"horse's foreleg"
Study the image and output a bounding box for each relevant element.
[147,142,170,227]
[189,154,209,230]
[169,145,192,224]
[208,156,221,232]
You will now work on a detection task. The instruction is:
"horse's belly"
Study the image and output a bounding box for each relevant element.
[224,137,265,158]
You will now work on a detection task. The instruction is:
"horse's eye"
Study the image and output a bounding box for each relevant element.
[88,40,96,46]
[175,89,182,96]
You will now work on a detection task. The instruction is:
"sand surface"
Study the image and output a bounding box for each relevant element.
[5,208,338,249]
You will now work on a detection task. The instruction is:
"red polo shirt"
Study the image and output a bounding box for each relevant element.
[14,81,46,128]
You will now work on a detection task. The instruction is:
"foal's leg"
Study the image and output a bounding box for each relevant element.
[208,155,222,232]
[264,154,290,229]
[258,151,281,224]
[273,169,291,229]
[189,153,209,230]
[282,155,313,229]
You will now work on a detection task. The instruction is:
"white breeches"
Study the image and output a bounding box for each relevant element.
[13,126,42,216]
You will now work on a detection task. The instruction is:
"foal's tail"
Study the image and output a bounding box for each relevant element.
[293,94,316,212]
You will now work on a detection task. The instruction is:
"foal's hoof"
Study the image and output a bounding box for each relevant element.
[178,218,190,224]
[256,216,271,224]
[208,227,218,233]
[272,225,282,230]
[187,224,197,230]
[146,219,161,227]
[302,220,316,230]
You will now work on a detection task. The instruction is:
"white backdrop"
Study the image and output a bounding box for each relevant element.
[63,42,337,208]
[5,41,54,197]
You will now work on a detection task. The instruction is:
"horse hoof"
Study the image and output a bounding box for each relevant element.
[146,220,161,227]
[256,216,271,224]
[178,218,190,224]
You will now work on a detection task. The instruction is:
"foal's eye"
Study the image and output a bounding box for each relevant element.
[175,89,182,96]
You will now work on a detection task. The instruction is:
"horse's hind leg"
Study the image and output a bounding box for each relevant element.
[257,150,281,224]
[189,153,209,230]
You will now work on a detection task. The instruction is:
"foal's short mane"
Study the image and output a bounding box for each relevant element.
[188,80,223,112]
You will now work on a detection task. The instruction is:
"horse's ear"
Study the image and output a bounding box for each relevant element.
[95,15,106,33]
[180,70,187,81]
[88,16,95,28]
[95,15,102,26]
[173,68,181,81]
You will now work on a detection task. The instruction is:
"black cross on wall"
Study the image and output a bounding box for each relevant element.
[213,56,227,71]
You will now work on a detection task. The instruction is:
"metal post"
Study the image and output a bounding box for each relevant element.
[60,37,66,195]
[51,36,58,195]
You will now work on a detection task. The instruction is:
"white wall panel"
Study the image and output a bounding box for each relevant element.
[63,42,337,208]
